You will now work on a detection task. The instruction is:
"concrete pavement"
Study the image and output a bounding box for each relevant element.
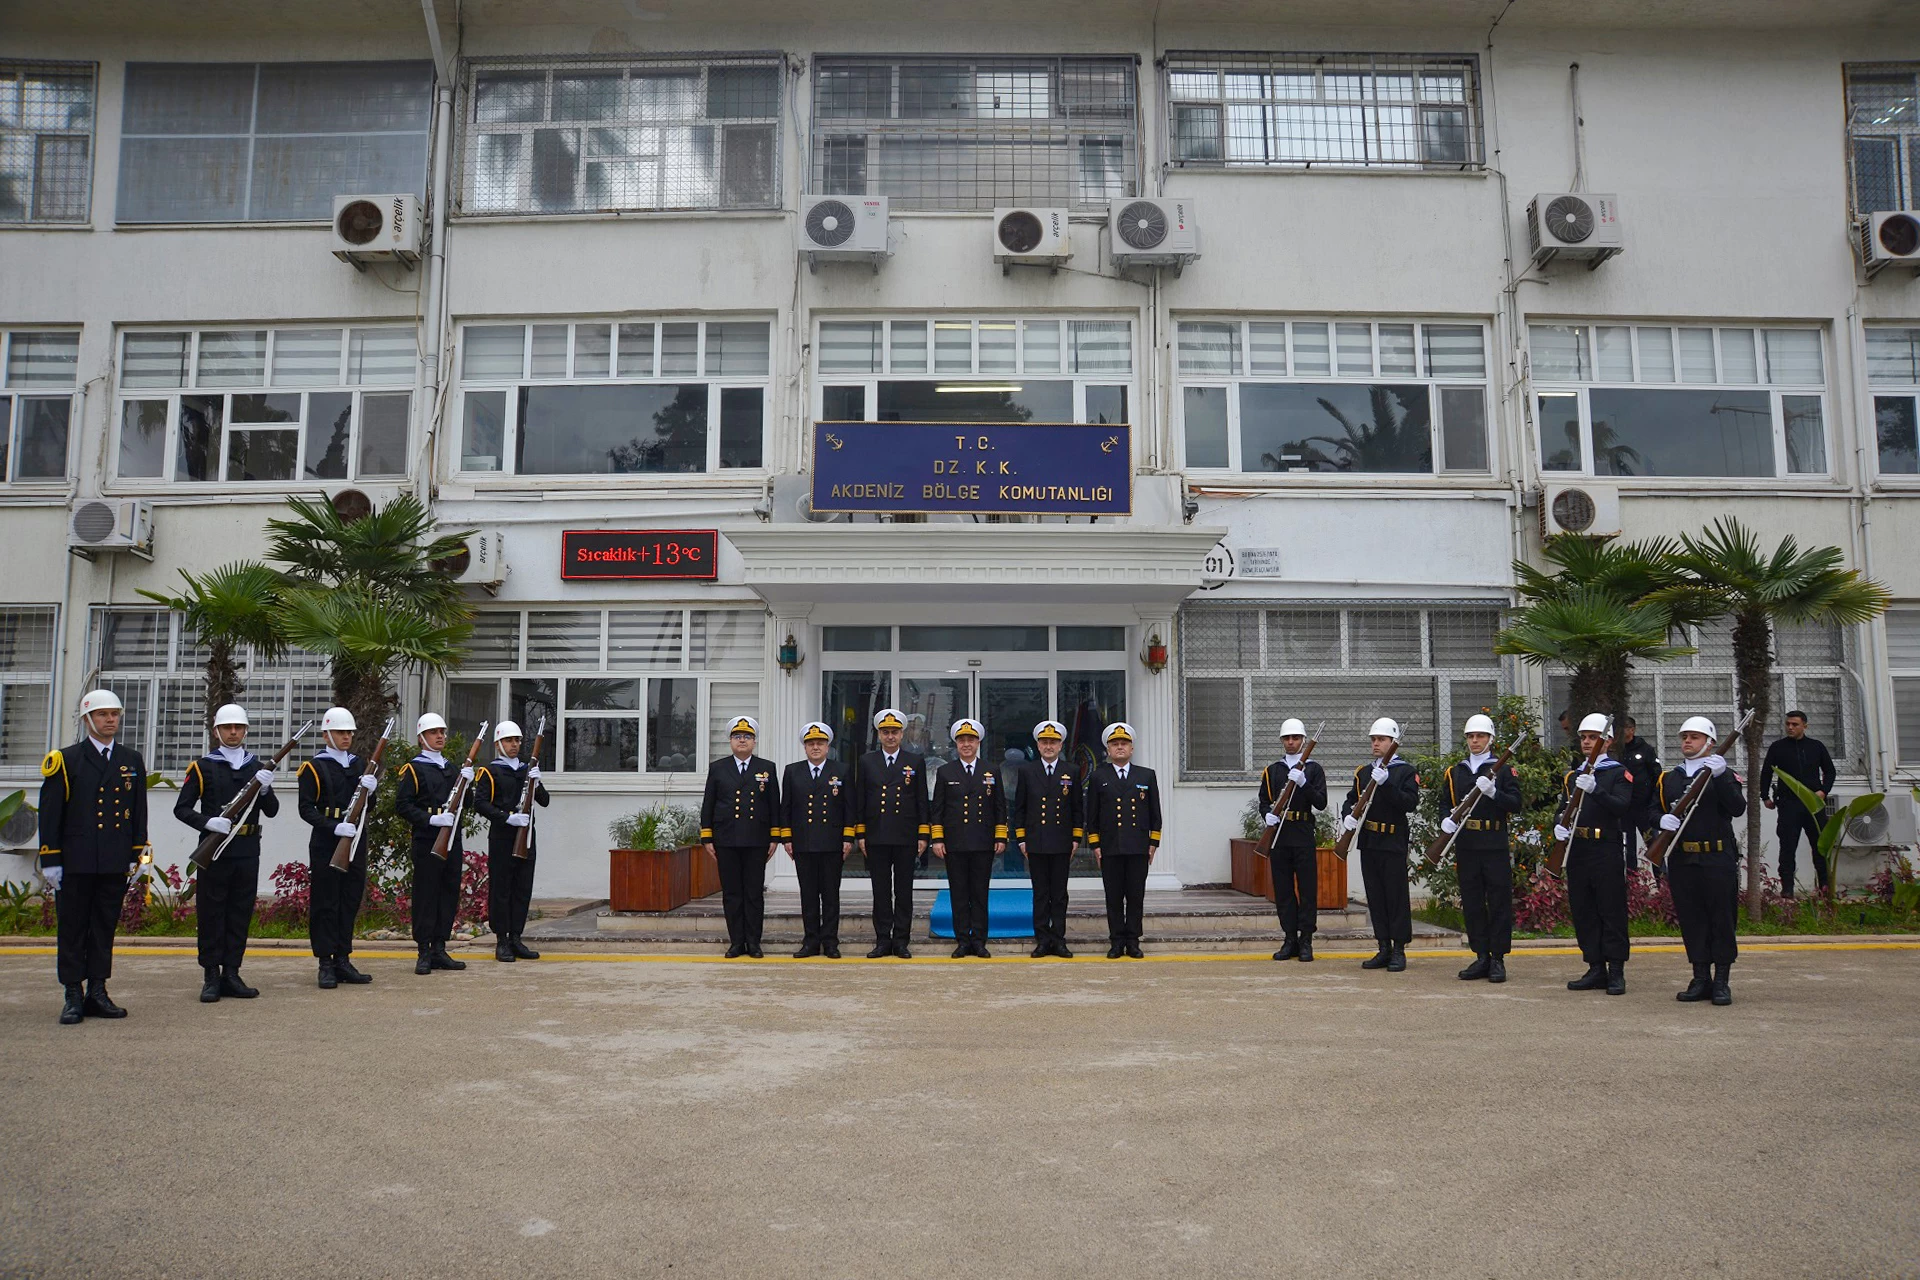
[3,945,1916,1278]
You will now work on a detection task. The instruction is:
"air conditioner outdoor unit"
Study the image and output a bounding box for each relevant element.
[439,529,507,589]
[1540,483,1621,539]
[797,194,891,270]
[1108,197,1201,270]
[67,499,154,559]
[992,206,1071,272]
[1858,210,1920,279]
[1527,192,1623,269]
[331,194,421,269]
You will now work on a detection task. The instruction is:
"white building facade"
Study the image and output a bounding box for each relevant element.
[4,0,1920,898]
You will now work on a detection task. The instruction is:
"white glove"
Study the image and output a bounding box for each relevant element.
[1287,768,1307,787]
[359,773,379,792]
[1553,824,1572,842]
[1660,813,1683,832]
[1370,765,1389,785]
[334,821,359,838]
[1262,812,1281,828]
[429,813,456,828]
[1475,775,1496,796]
[254,768,275,787]
[527,765,541,781]
[459,766,474,782]
[204,816,232,835]
[1440,817,1458,835]
[507,813,531,828]
[1574,773,1596,792]
[1704,754,1727,776]
[1341,815,1360,833]
[43,865,62,892]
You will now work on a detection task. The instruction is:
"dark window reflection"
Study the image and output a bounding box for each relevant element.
[646,677,697,771]
[1538,393,1581,472]
[177,395,222,482]
[516,383,707,474]
[1085,384,1128,424]
[1589,388,1773,478]
[877,379,1071,424]
[719,386,763,468]
[1238,383,1432,473]
[509,679,557,769]
[1877,395,1918,475]
[305,391,352,480]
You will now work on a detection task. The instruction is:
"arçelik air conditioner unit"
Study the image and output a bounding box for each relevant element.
[1527,192,1623,269]
[1540,483,1621,539]
[331,194,421,268]
[67,499,154,559]
[1108,197,1201,270]
[993,206,1071,271]
[1858,210,1920,279]
[439,529,507,589]
[797,195,891,270]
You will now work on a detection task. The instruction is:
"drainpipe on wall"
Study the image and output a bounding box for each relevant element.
[1845,298,1892,793]
[417,0,456,509]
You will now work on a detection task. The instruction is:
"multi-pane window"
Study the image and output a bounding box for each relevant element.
[117,61,432,223]
[0,607,56,767]
[0,61,94,223]
[1867,326,1920,477]
[816,316,1133,427]
[459,55,782,216]
[1890,609,1920,765]
[1529,322,1828,479]
[447,608,764,775]
[1845,64,1920,214]
[115,326,415,484]
[2,330,78,482]
[1177,318,1490,475]
[1178,601,1505,779]
[810,56,1138,211]
[457,319,769,476]
[90,608,333,773]
[1166,52,1481,170]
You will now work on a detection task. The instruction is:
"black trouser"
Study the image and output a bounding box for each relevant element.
[1100,853,1149,945]
[1457,848,1513,957]
[487,845,536,939]
[1271,844,1319,939]
[1669,859,1739,967]
[794,850,843,946]
[1358,847,1412,949]
[55,871,127,986]
[196,853,259,971]
[309,847,366,960]
[1567,843,1630,964]
[1776,810,1827,895]
[946,849,992,944]
[714,844,767,948]
[866,842,917,943]
[410,845,463,946]
[1028,850,1071,948]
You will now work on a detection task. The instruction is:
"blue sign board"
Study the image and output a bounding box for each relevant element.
[811,421,1132,516]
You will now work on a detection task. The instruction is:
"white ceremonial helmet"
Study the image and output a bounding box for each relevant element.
[1679,715,1717,738]
[320,707,357,733]
[1578,712,1613,735]
[1463,713,1496,737]
[494,720,523,742]
[950,717,984,740]
[78,689,124,719]
[213,704,249,728]
[1368,717,1401,739]
[416,712,449,737]
[1102,722,1135,744]
[1279,717,1307,738]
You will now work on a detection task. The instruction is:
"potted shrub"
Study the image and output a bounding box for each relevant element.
[1231,798,1275,901]
[1313,810,1346,909]
[609,803,700,913]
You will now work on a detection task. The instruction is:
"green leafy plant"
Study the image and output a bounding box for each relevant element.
[0,789,26,827]
[610,803,699,851]
[137,560,286,741]
[1772,769,1885,905]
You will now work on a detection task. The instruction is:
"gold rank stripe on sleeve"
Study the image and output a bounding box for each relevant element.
[1149,830,1162,842]
[930,824,944,839]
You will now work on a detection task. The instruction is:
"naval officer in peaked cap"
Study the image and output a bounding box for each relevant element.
[701,715,780,958]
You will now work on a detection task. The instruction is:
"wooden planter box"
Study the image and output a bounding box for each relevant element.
[610,847,691,913]
[688,843,721,899]
[1316,846,1347,910]
[1229,838,1275,901]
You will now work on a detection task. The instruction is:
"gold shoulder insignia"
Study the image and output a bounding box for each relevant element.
[41,749,64,778]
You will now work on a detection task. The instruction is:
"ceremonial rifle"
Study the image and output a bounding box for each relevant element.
[511,718,547,861]
[430,721,488,860]
[1422,734,1527,869]
[1642,710,1755,869]
[329,718,395,872]
[1544,732,1612,880]
[1255,722,1323,857]
[189,719,313,870]
[1332,732,1401,862]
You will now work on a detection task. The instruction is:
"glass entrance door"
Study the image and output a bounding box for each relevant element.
[979,677,1048,876]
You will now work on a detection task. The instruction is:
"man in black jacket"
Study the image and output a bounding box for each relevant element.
[298,707,378,989]
[39,689,148,1025]
[1015,719,1081,958]
[1657,715,1746,1006]
[394,712,470,976]
[1555,712,1637,995]
[474,720,549,963]
[1614,716,1661,876]
[1760,710,1837,897]
[701,715,780,958]
[1436,713,1523,983]
[856,708,928,959]
[1256,716,1327,963]
[1084,722,1161,959]
[174,703,279,1003]
[1341,716,1422,973]
[931,717,1006,958]
[780,721,854,958]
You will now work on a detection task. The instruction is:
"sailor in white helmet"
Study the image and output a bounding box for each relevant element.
[1256,717,1328,963]
[1656,715,1745,1006]
[1084,723,1162,958]
[473,720,550,963]
[1556,712,1636,996]
[39,689,148,1025]
[175,703,280,1003]
[297,707,379,989]
[394,712,471,976]
[1435,712,1524,984]
[1341,716,1422,973]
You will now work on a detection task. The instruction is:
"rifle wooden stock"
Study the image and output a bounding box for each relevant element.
[1422,736,1525,869]
[1332,740,1399,861]
[430,723,488,860]
[1544,736,1611,879]
[189,721,312,870]
[511,725,547,861]
[1255,736,1319,857]
[329,728,392,872]
[1642,715,1752,868]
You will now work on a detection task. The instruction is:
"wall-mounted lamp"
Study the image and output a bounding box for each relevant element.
[777,632,804,676]
[1140,630,1168,675]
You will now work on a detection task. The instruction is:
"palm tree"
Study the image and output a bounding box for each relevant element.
[137,561,285,740]
[1495,587,1695,731]
[1648,518,1891,920]
[264,494,475,753]
[1307,386,1432,472]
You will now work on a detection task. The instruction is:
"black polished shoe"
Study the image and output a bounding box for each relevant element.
[1710,979,1732,1006]
[1361,949,1390,970]
[1031,944,1050,958]
[1385,945,1406,973]
[822,943,841,959]
[496,942,517,962]
[951,943,970,959]
[1056,943,1075,959]
[1487,954,1506,983]
[334,957,372,984]
[1107,943,1125,959]
[976,943,992,959]
[1567,963,1607,991]
[1605,961,1626,996]
[893,940,912,959]
[725,944,747,959]
[82,982,127,1019]
[1677,975,1712,1002]
[1297,938,1314,963]
[1274,936,1301,962]
[429,946,466,971]
[1125,943,1144,959]
[201,966,222,1003]
[1458,954,1491,981]
[794,942,822,959]
[59,983,85,1025]
[509,936,541,960]
[414,949,433,975]
[220,967,258,999]
[866,943,891,959]
[745,944,764,959]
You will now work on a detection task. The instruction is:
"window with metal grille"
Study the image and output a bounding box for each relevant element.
[811,55,1138,211]
[1845,64,1920,214]
[117,62,432,223]
[0,606,56,767]
[1890,608,1920,765]
[0,61,94,223]
[1165,52,1481,170]
[2,330,79,483]
[1178,601,1505,780]
[459,54,782,216]
[1867,326,1920,477]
